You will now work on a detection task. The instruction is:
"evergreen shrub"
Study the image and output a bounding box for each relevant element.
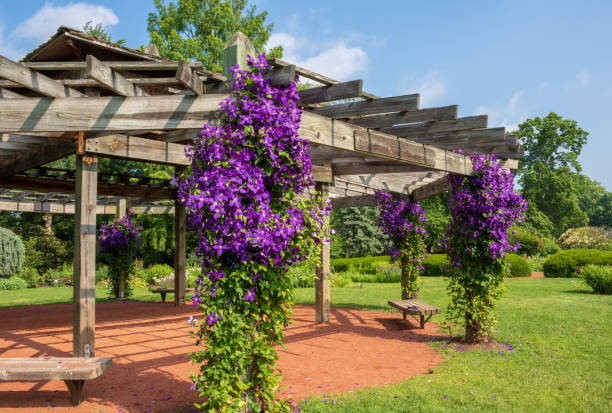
[543,249,612,277]
[506,254,532,277]
[580,265,612,294]
[0,227,25,277]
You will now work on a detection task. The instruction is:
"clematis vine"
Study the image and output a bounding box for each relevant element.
[444,153,527,343]
[375,190,428,300]
[176,54,330,412]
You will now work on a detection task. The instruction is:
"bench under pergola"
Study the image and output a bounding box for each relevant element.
[0,27,522,360]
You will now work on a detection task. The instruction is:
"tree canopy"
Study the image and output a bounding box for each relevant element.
[147,0,281,73]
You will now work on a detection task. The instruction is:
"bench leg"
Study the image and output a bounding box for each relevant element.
[420,315,425,329]
[64,380,85,406]
[160,292,167,303]
[402,311,407,321]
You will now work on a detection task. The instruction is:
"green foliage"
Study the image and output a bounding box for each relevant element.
[508,226,541,257]
[540,237,561,256]
[82,20,126,45]
[287,261,316,288]
[330,256,389,274]
[420,194,450,252]
[0,276,27,290]
[140,215,175,266]
[16,266,40,288]
[506,254,532,277]
[330,207,385,258]
[144,263,174,285]
[571,173,612,228]
[0,228,24,278]
[557,227,610,250]
[422,254,449,276]
[579,265,612,294]
[518,203,555,239]
[24,233,69,276]
[543,249,612,278]
[147,0,281,73]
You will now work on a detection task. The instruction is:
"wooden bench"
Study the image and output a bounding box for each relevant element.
[388,299,441,329]
[0,357,112,406]
[152,288,194,302]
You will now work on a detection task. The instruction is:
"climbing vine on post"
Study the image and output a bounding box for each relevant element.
[176,55,329,412]
[444,154,527,343]
[375,190,428,300]
[98,210,142,299]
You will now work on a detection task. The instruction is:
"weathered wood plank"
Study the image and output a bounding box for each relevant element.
[411,175,451,201]
[349,105,458,129]
[24,61,205,71]
[174,198,186,305]
[315,181,331,323]
[310,94,419,119]
[86,55,148,97]
[73,155,97,357]
[297,80,362,105]
[0,200,116,214]
[176,61,204,95]
[85,135,189,166]
[0,88,25,98]
[0,55,85,98]
[0,140,77,178]
[380,115,488,136]
[332,161,436,176]
[388,299,441,315]
[0,358,112,381]
[312,164,333,183]
[330,194,376,209]
[0,94,226,133]
[407,127,506,144]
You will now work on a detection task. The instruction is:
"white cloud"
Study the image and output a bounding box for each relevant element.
[401,71,446,107]
[13,2,118,42]
[266,32,368,81]
[475,91,527,132]
[576,70,589,87]
[0,20,24,60]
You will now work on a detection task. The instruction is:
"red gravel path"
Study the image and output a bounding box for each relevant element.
[0,302,444,412]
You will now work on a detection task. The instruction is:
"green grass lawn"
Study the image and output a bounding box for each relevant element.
[1,278,610,412]
[294,278,612,412]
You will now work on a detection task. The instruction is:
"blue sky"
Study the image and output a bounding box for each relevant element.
[0,0,610,189]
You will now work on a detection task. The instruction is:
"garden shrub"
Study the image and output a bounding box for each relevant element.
[580,265,612,294]
[543,249,612,277]
[144,263,173,285]
[330,256,389,274]
[288,261,316,288]
[0,227,24,277]
[24,233,68,276]
[506,254,532,277]
[558,227,610,250]
[95,264,110,284]
[422,254,449,276]
[0,276,27,290]
[329,271,352,288]
[540,237,561,256]
[17,266,40,288]
[508,226,542,257]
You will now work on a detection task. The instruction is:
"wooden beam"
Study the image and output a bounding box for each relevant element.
[0,55,85,98]
[311,164,333,183]
[86,55,148,97]
[297,80,362,105]
[315,181,330,323]
[0,200,116,214]
[309,94,419,118]
[175,61,204,95]
[24,61,205,71]
[85,135,189,166]
[348,105,458,129]
[174,198,186,305]
[0,88,25,99]
[411,176,451,201]
[0,140,76,178]
[380,115,488,136]
[406,127,506,144]
[73,155,97,357]
[117,198,127,218]
[0,94,226,133]
[330,194,376,209]
[332,161,433,176]
[223,32,256,79]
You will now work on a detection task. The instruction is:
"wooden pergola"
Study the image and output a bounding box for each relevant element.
[0,27,522,358]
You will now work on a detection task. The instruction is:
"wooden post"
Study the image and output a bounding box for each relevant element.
[315,181,331,323]
[222,32,255,79]
[116,198,127,218]
[73,154,97,357]
[174,198,186,305]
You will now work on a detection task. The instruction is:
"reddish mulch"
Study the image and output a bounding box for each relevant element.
[0,302,444,412]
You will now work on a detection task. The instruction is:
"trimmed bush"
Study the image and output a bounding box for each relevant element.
[422,254,449,276]
[330,255,389,274]
[0,227,25,277]
[0,276,27,290]
[558,227,610,250]
[580,265,612,294]
[506,254,532,277]
[543,249,612,278]
[508,227,542,257]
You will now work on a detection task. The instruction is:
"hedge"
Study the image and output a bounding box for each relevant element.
[543,249,612,278]
[0,276,27,290]
[422,254,449,276]
[506,254,531,277]
[330,255,389,274]
[580,265,612,294]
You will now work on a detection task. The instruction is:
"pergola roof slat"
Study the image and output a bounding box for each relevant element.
[349,105,458,129]
[380,115,488,136]
[309,94,419,118]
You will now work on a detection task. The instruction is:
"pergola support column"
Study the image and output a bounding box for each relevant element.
[315,181,331,323]
[117,198,127,218]
[73,154,97,357]
[174,198,186,305]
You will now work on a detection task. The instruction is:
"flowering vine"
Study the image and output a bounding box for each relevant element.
[444,154,527,343]
[375,190,428,300]
[98,210,142,299]
[176,55,329,412]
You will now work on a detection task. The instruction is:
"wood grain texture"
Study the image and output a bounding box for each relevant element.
[411,175,451,201]
[86,55,148,97]
[73,155,98,358]
[0,88,24,98]
[330,194,376,209]
[0,140,77,178]
[380,115,488,136]
[297,80,362,105]
[174,198,187,305]
[0,55,85,98]
[315,181,331,323]
[85,135,189,166]
[348,105,458,129]
[24,61,205,71]
[0,357,112,381]
[310,94,419,118]
[0,200,116,214]
[175,61,204,95]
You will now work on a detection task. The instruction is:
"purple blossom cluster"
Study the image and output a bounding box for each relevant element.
[446,154,528,261]
[98,210,142,255]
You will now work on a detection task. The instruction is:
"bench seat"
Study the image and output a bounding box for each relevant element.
[152,288,194,302]
[388,299,441,328]
[0,357,112,405]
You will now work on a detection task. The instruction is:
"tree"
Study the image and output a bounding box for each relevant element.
[420,193,450,252]
[147,0,281,73]
[82,21,126,45]
[572,173,612,228]
[515,113,589,236]
[329,207,385,258]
